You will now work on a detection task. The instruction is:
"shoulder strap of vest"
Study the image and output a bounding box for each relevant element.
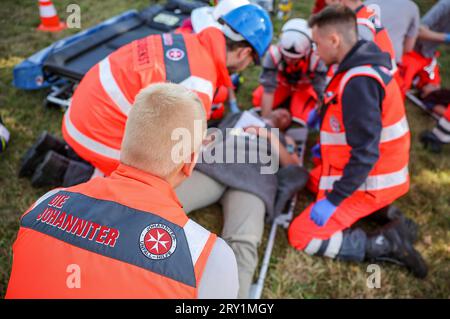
[161,33,192,84]
[339,65,391,95]
[269,45,282,67]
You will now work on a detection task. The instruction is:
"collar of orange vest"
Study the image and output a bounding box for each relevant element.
[110,164,182,207]
[196,27,233,88]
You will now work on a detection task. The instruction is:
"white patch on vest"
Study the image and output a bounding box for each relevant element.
[139,223,177,260]
[166,48,185,61]
[329,115,341,132]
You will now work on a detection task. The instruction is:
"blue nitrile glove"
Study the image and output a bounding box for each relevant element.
[311,143,321,159]
[445,33,450,44]
[229,99,241,114]
[307,108,320,129]
[310,198,338,226]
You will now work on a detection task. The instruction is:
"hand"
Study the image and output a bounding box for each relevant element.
[311,143,321,159]
[307,108,320,129]
[310,198,337,227]
[229,99,240,114]
[445,33,450,44]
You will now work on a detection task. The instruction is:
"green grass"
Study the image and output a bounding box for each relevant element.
[0,0,449,298]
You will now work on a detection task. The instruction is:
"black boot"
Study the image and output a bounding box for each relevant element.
[19,131,68,177]
[365,219,428,279]
[366,206,419,243]
[420,130,443,153]
[31,151,69,188]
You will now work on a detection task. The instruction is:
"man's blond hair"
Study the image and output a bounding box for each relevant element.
[121,82,206,178]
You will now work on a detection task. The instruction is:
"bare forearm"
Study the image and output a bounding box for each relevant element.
[403,36,417,55]
[418,25,447,43]
[261,91,274,118]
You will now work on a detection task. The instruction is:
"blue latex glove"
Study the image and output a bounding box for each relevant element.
[229,99,241,114]
[445,33,450,44]
[310,198,338,227]
[307,108,320,129]
[311,143,321,159]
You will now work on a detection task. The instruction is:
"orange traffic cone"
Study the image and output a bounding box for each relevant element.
[37,0,66,32]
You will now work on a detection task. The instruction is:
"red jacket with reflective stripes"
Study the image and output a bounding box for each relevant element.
[62,27,232,175]
[355,5,397,70]
[6,164,217,298]
[320,63,410,205]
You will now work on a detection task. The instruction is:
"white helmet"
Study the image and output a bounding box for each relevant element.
[280,18,312,59]
[191,0,250,33]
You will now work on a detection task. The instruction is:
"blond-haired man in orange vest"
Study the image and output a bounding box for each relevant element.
[7,83,239,298]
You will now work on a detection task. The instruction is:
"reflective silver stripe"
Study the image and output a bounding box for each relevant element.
[64,108,121,160]
[184,219,211,265]
[438,116,450,132]
[304,238,323,255]
[319,165,409,191]
[320,131,347,145]
[99,57,132,116]
[321,116,409,145]
[31,188,62,210]
[390,58,398,74]
[339,66,383,93]
[432,126,450,143]
[380,116,409,142]
[324,231,343,259]
[179,76,214,102]
[357,18,376,33]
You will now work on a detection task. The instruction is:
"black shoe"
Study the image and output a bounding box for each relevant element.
[31,151,69,188]
[365,219,428,279]
[385,206,419,243]
[368,206,419,243]
[420,130,443,153]
[19,132,68,177]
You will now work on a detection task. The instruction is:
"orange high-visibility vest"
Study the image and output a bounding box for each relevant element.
[356,5,397,73]
[6,164,217,299]
[62,28,232,175]
[319,65,410,204]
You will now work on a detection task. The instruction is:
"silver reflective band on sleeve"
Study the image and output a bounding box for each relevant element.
[99,57,132,116]
[357,18,376,33]
[319,165,409,191]
[321,116,409,145]
[64,109,121,160]
[184,219,211,266]
[324,231,343,259]
[180,76,214,102]
[304,238,323,255]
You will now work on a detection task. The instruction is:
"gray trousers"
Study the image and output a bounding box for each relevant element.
[176,170,265,299]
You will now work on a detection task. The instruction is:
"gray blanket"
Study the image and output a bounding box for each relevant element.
[196,112,309,221]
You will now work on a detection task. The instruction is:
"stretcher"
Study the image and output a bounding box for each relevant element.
[249,127,308,299]
[14,1,209,109]
[249,196,297,299]
[406,91,440,121]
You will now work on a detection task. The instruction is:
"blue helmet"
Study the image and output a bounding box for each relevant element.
[221,4,273,62]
